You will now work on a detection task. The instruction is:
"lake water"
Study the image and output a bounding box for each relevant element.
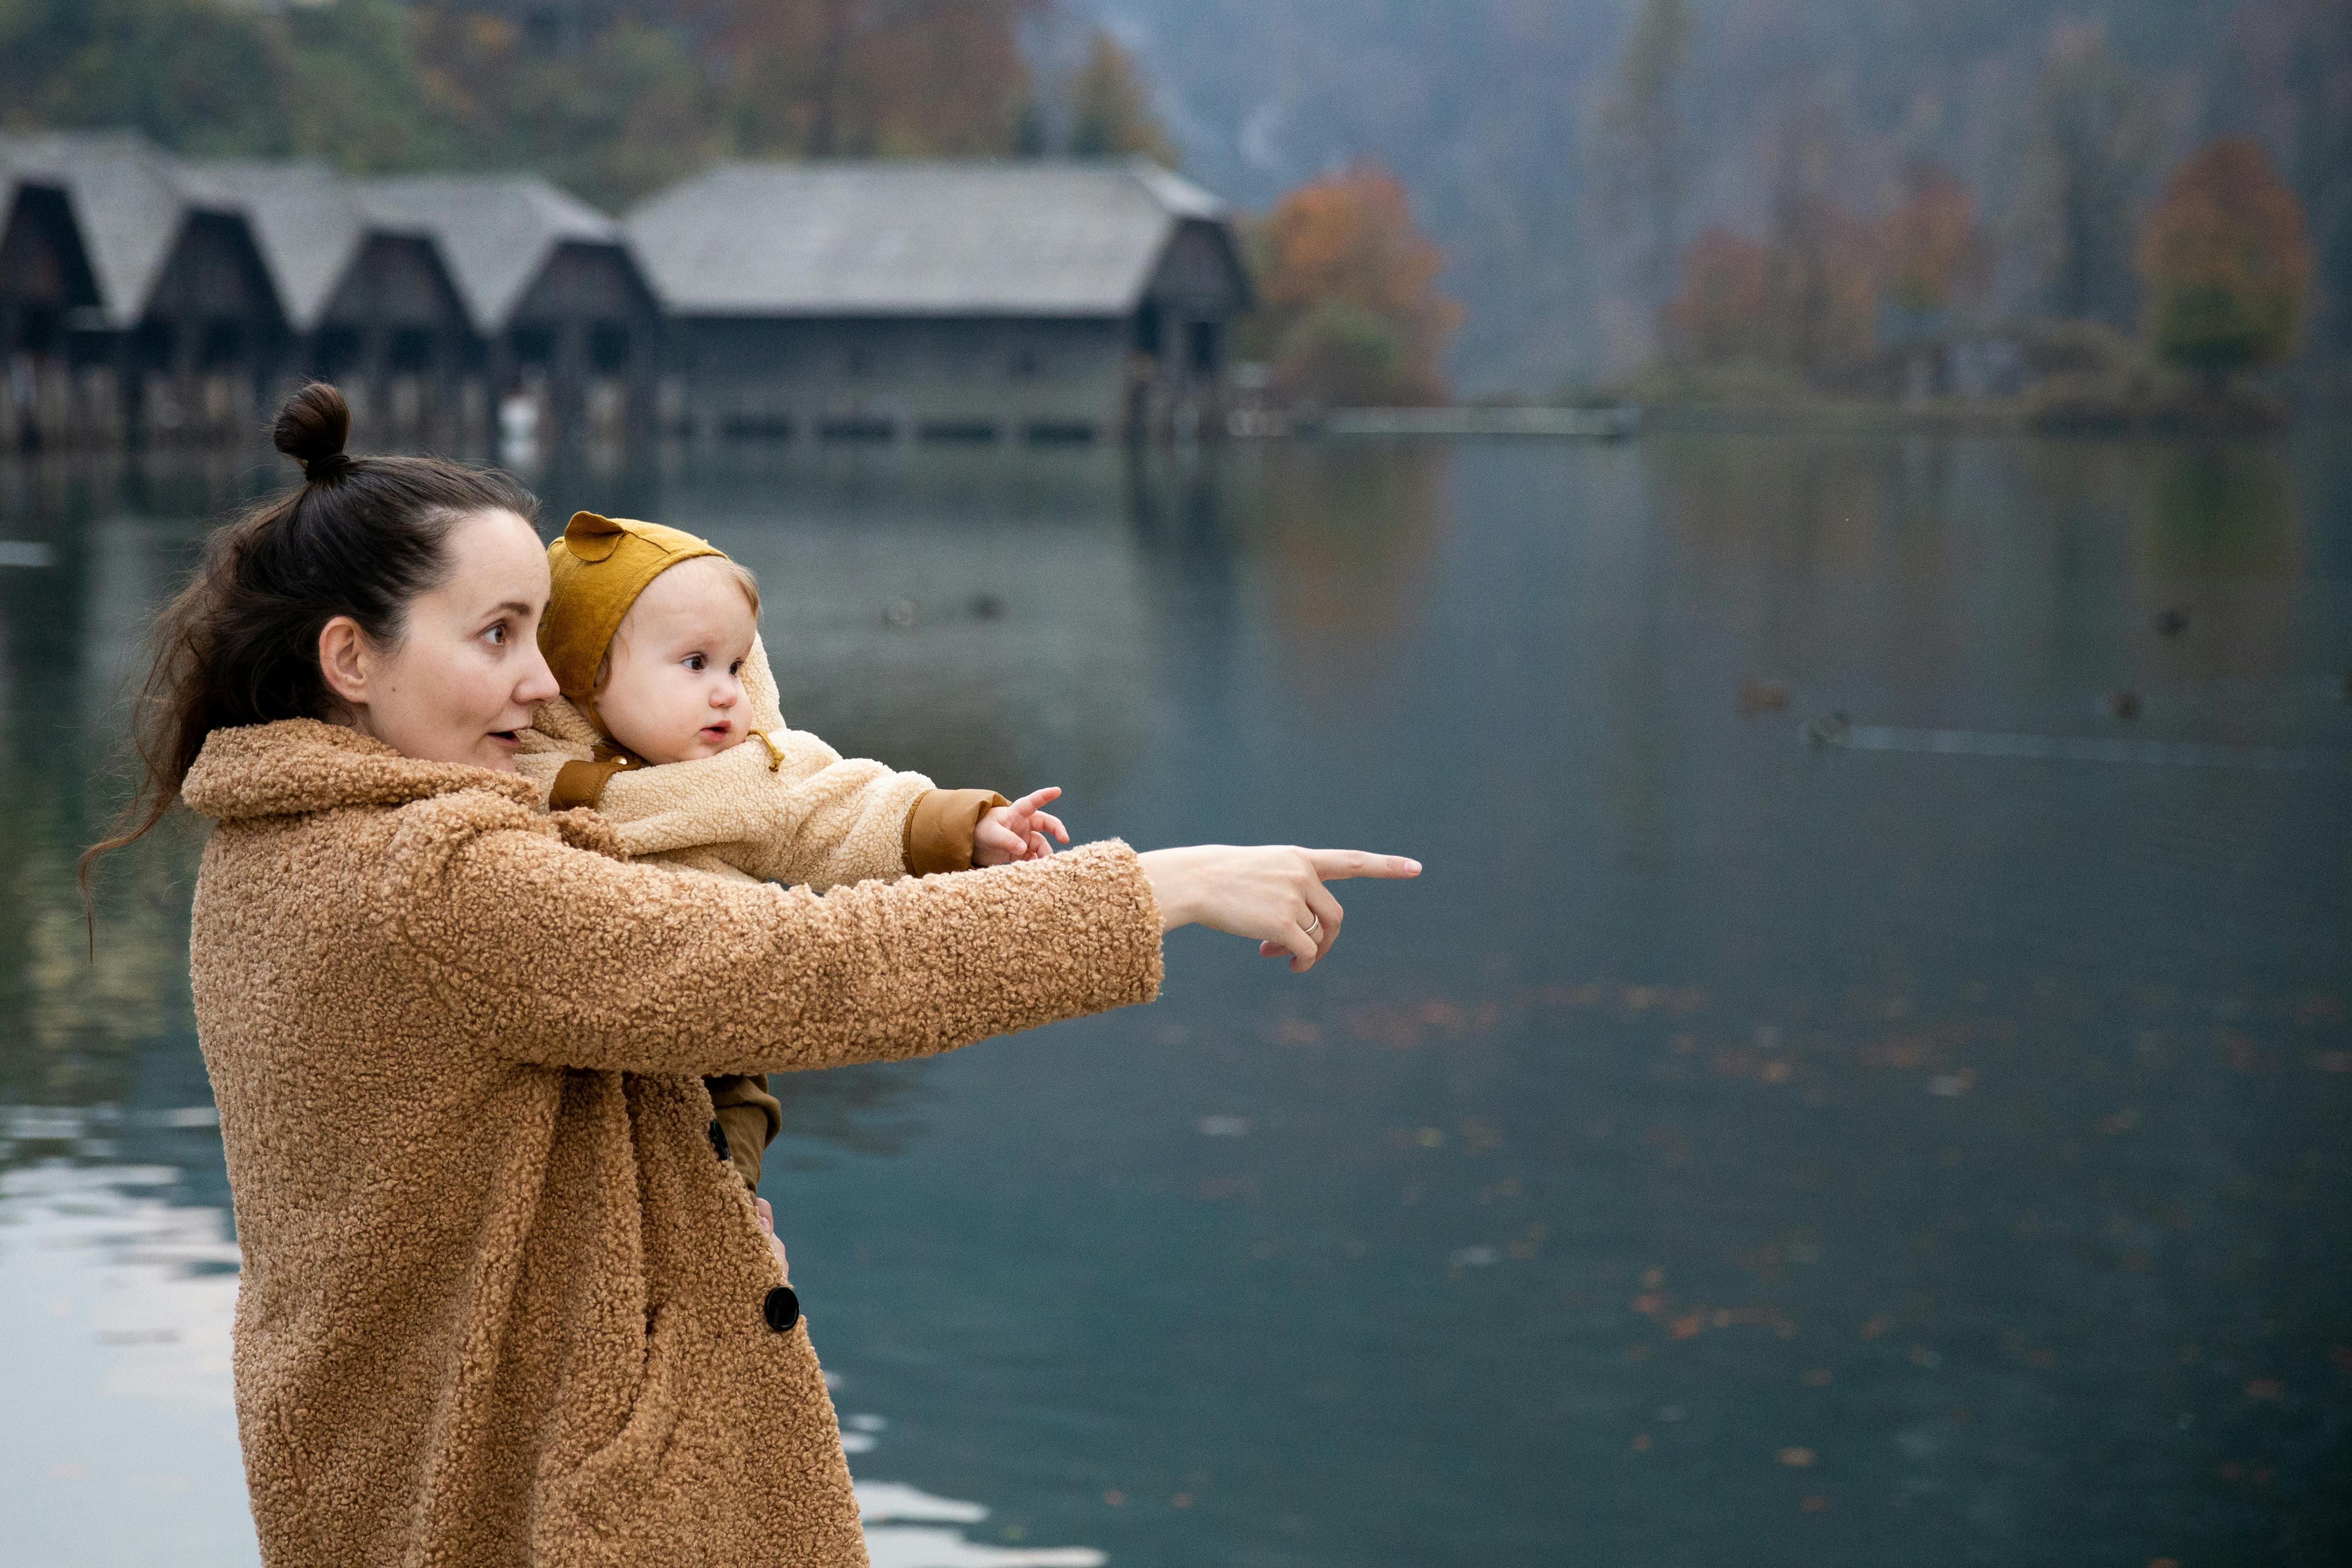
[1,431,2347,1567]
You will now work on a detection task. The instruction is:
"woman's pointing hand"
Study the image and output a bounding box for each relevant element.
[1135,846,1422,972]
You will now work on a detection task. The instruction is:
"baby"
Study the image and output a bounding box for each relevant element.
[516,511,1067,1206]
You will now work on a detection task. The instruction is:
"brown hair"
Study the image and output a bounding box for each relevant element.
[80,383,540,898]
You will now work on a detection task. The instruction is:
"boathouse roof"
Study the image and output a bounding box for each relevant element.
[0,131,248,329]
[625,159,1234,319]
[355,175,628,332]
[175,160,372,332]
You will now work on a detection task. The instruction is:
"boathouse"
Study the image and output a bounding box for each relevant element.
[358,175,663,442]
[1,132,288,446]
[180,161,478,445]
[625,160,1253,443]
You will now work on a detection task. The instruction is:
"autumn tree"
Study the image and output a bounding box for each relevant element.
[1665,228,1770,363]
[1875,164,1986,322]
[1244,163,1464,407]
[685,0,1040,161]
[1067,30,1178,166]
[2137,137,2315,387]
[2226,0,2352,357]
[1758,85,1877,373]
[1590,0,1695,336]
[2026,21,2161,328]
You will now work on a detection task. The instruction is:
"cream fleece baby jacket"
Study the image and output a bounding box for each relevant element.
[515,635,945,890]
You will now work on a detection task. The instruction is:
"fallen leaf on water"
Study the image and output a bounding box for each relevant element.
[2245,1379,2285,1400]
[2219,1031,2268,1072]
[1778,1447,1816,1468]
[2315,1051,2351,1074]
[1642,1267,1666,1289]
[1861,1314,1891,1340]
[1800,1495,1830,1513]
[1633,1293,1666,1315]
[1671,1313,1705,1340]
[1632,1433,1651,1452]
[1804,1368,1833,1387]
[1102,1491,1125,1507]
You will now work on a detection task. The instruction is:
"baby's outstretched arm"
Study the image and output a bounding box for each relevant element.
[973,786,1071,867]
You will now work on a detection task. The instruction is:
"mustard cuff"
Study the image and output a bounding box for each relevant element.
[902,788,1011,876]
[706,1074,782,1192]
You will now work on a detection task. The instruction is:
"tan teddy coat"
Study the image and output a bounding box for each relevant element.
[513,636,1006,1188]
[182,718,1162,1568]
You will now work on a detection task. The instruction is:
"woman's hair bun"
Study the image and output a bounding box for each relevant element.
[273,383,353,481]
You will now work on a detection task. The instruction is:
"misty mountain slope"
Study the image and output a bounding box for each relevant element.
[1079,0,2341,391]
[1077,0,1628,391]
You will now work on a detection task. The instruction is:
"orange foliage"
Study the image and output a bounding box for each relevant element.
[1666,226,1769,362]
[1666,207,1876,374]
[1763,195,1877,371]
[1875,167,1986,316]
[678,0,1039,158]
[2137,137,2315,379]
[1248,163,1463,405]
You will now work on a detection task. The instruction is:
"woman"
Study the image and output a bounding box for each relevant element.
[87,385,1416,1568]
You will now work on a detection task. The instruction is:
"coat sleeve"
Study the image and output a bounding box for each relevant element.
[390,813,1163,1077]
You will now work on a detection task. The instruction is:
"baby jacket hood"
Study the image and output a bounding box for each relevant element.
[182,718,545,824]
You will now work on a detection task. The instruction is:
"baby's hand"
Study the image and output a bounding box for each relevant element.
[973,787,1070,867]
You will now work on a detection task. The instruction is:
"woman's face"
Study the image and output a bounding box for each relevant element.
[319,508,559,771]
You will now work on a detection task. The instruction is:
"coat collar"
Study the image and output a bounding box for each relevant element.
[182,718,546,823]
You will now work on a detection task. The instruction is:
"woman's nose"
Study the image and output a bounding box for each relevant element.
[517,646,560,705]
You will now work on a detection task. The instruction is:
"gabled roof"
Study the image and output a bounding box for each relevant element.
[0,131,220,328]
[176,160,369,332]
[625,158,1233,318]
[355,175,626,332]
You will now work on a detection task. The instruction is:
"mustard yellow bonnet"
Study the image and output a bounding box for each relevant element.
[541,511,727,705]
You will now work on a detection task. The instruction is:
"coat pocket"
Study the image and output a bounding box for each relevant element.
[549,1303,700,1538]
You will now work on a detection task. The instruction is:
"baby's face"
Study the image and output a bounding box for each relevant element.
[597,558,758,763]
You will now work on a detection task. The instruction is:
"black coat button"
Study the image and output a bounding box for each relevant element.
[763,1285,800,1332]
[707,1118,731,1163]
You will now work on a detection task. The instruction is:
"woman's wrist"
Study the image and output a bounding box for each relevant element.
[1134,847,1204,932]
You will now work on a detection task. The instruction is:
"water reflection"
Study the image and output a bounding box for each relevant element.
[3,431,2348,1566]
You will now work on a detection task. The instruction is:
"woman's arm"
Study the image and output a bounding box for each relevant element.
[400,822,1164,1077]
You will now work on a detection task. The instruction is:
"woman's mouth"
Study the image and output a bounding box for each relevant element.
[488,730,521,750]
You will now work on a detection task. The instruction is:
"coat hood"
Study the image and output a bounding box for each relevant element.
[182,718,546,823]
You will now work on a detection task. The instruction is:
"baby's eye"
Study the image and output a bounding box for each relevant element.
[684,654,707,672]
[729,659,745,676]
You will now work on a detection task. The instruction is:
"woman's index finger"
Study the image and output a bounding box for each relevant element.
[1305,849,1422,881]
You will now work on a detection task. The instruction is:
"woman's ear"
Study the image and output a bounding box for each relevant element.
[318,615,371,709]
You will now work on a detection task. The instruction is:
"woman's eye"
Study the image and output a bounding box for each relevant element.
[483,623,507,646]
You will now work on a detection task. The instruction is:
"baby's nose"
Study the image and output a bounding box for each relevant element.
[712,681,739,708]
